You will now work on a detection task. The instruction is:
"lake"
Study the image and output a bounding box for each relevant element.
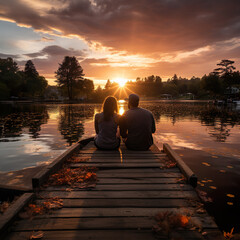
[0,100,240,233]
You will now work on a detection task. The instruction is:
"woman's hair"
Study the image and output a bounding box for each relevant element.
[102,96,118,121]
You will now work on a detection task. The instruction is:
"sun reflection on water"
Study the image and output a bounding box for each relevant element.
[119,106,125,115]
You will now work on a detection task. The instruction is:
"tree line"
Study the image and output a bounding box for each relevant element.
[1,56,240,102]
[0,58,47,100]
[95,59,240,101]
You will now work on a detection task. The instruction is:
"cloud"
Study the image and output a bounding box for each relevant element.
[1,0,240,55]
[1,0,240,83]
[40,37,54,42]
[0,53,20,59]
[18,45,86,84]
[24,45,85,58]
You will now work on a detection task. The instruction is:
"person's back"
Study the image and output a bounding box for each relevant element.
[95,112,120,149]
[120,94,155,150]
[94,96,120,150]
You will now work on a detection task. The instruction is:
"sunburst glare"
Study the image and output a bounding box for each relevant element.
[114,77,128,87]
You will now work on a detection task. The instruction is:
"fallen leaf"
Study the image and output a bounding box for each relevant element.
[202,162,211,167]
[227,166,233,169]
[209,186,217,189]
[29,231,44,239]
[223,227,234,239]
[227,202,233,206]
[226,194,235,198]
[219,170,226,173]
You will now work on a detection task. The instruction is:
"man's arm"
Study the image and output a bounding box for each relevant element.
[119,115,128,138]
[151,114,156,133]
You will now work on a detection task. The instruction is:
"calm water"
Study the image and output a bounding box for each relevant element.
[0,101,240,232]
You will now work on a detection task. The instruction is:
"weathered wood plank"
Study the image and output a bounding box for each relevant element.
[10,217,152,231]
[33,207,197,218]
[45,183,192,191]
[97,172,182,178]
[36,198,192,208]
[12,216,218,231]
[83,158,165,163]
[38,190,198,199]
[0,193,34,238]
[76,156,167,161]
[77,150,166,157]
[7,229,222,240]
[163,143,197,188]
[32,138,95,189]
[32,142,81,189]
[5,230,158,240]
[97,178,180,184]
[70,163,164,168]
[97,168,180,173]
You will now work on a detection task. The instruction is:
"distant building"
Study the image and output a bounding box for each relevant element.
[161,94,172,100]
[224,87,240,95]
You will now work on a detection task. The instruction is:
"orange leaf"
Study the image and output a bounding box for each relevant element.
[29,231,44,239]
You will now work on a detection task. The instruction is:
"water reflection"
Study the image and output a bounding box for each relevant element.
[0,101,240,171]
[0,104,49,141]
[58,105,94,145]
[143,103,240,142]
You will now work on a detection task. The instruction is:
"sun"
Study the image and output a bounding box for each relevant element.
[114,77,127,87]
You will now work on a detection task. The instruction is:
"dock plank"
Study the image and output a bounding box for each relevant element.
[45,183,192,191]
[12,216,217,232]
[97,172,182,178]
[32,207,197,218]
[38,190,198,199]
[70,163,164,168]
[5,230,158,240]
[97,168,180,173]
[36,198,193,208]
[97,177,180,184]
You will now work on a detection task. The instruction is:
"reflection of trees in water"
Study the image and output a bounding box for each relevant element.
[0,104,49,140]
[200,107,239,142]
[58,105,94,145]
[206,123,230,142]
[141,103,240,142]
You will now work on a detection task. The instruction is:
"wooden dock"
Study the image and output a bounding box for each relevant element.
[2,140,223,240]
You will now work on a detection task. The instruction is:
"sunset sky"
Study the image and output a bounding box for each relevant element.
[0,0,240,86]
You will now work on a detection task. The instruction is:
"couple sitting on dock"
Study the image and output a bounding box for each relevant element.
[94,94,156,151]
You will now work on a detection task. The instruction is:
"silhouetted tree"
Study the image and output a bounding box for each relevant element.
[0,58,22,98]
[105,79,111,89]
[213,59,235,76]
[55,56,84,100]
[201,74,223,96]
[23,60,47,97]
[213,59,236,87]
[24,60,39,77]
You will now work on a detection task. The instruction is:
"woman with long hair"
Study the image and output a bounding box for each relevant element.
[94,96,120,150]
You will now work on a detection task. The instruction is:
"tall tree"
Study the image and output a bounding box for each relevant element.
[213,59,236,87]
[24,60,47,97]
[213,59,236,76]
[0,58,22,98]
[105,79,111,90]
[24,60,39,77]
[55,56,84,100]
[201,74,223,96]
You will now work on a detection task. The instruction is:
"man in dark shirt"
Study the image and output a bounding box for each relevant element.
[120,94,156,150]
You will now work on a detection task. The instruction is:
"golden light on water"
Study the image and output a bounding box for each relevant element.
[119,106,125,115]
[114,77,128,87]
